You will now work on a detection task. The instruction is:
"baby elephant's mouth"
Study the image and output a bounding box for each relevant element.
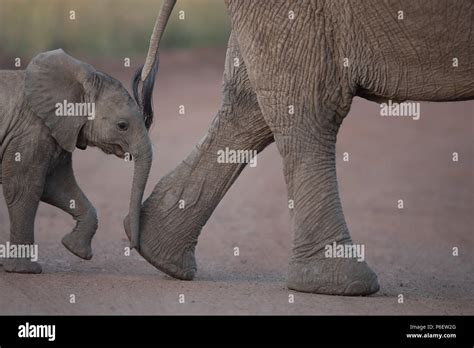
[99,143,127,158]
[113,145,127,159]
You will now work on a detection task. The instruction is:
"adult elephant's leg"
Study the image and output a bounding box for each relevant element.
[125,33,273,280]
[41,152,98,260]
[255,90,379,295]
[227,0,379,295]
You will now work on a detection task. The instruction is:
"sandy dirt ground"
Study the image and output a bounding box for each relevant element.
[0,49,473,315]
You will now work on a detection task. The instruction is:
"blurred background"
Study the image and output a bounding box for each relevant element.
[0,0,230,62]
[0,0,472,315]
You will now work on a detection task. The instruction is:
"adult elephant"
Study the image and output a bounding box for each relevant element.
[126,0,474,295]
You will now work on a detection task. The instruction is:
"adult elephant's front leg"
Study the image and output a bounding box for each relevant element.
[125,34,273,279]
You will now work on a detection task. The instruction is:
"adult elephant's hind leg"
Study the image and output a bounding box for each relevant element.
[124,34,273,280]
[256,90,379,296]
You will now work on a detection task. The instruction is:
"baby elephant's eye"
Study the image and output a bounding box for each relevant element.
[117,121,129,131]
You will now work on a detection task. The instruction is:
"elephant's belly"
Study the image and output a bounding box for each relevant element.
[355,0,474,102]
[362,59,474,103]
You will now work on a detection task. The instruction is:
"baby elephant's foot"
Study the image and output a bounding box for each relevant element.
[3,258,43,274]
[62,232,93,260]
[288,254,380,296]
[62,212,97,260]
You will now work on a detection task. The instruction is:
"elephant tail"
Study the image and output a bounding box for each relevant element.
[133,0,177,130]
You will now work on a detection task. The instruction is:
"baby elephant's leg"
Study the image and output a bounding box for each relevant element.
[41,152,97,260]
[1,139,48,274]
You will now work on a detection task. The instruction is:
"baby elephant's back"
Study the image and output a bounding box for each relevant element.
[0,70,26,164]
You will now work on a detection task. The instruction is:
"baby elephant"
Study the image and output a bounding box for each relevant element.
[0,49,152,273]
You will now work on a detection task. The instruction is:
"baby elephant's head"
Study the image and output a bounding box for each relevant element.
[25,49,152,249]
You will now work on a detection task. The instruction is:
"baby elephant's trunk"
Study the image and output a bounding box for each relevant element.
[128,133,152,250]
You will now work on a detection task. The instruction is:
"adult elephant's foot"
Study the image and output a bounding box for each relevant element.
[287,255,379,296]
[3,258,43,274]
[123,214,197,280]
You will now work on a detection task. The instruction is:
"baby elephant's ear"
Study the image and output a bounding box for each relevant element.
[25,49,97,152]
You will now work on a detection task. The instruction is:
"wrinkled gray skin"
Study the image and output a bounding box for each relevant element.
[126,0,474,295]
[0,49,152,273]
